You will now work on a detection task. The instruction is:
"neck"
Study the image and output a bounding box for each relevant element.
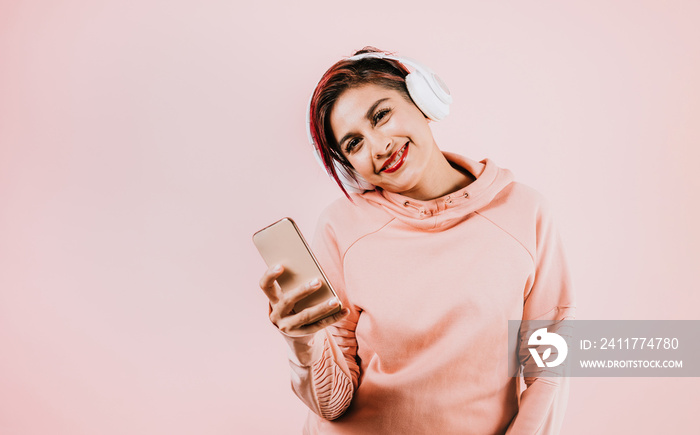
[402,152,475,201]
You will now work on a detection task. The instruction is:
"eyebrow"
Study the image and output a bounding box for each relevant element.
[337,97,390,148]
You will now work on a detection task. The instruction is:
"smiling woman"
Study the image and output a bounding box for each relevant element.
[330,84,473,200]
[258,47,576,434]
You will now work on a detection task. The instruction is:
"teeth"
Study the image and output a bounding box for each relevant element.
[385,145,406,170]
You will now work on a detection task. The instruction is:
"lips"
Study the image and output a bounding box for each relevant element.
[381,143,409,173]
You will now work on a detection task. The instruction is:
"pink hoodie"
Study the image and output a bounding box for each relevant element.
[281,153,576,434]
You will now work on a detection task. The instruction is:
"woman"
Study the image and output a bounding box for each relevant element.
[258,47,575,434]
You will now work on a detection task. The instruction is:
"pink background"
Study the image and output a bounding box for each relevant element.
[1,1,699,433]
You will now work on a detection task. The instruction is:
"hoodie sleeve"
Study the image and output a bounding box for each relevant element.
[506,197,576,435]
[278,214,361,421]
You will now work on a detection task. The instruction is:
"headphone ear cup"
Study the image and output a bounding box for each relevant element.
[405,71,450,121]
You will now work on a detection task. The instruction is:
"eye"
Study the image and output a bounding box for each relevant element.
[372,108,391,126]
[344,137,362,154]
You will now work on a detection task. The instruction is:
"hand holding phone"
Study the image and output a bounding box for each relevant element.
[254,218,349,336]
[259,265,349,336]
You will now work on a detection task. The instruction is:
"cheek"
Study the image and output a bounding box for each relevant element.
[384,115,402,133]
[353,159,373,176]
[349,154,376,178]
[343,154,362,171]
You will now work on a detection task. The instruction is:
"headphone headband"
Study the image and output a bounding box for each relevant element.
[344,53,453,107]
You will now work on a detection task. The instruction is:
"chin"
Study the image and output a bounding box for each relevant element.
[382,181,419,195]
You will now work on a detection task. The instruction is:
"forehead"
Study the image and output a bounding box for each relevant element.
[329,84,403,137]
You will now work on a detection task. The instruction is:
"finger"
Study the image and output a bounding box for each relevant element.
[279,305,349,336]
[274,278,323,315]
[270,278,324,325]
[259,264,284,302]
[293,307,351,336]
[271,279,323,326]
[280,297,341,331]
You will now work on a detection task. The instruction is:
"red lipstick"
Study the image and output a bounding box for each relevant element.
[381,143,409,173]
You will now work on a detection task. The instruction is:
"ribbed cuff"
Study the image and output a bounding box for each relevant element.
[279,330,324,367]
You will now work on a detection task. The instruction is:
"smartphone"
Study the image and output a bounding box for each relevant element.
[252,217,342,325]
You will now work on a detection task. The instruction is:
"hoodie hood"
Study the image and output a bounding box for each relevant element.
[360,152,514,231]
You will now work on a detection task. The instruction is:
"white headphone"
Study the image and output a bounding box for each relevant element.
[306,52,453,193]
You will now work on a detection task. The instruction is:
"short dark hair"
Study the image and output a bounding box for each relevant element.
[308,47,411,199]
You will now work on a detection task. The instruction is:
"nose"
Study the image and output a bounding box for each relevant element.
[366,131,392,160]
